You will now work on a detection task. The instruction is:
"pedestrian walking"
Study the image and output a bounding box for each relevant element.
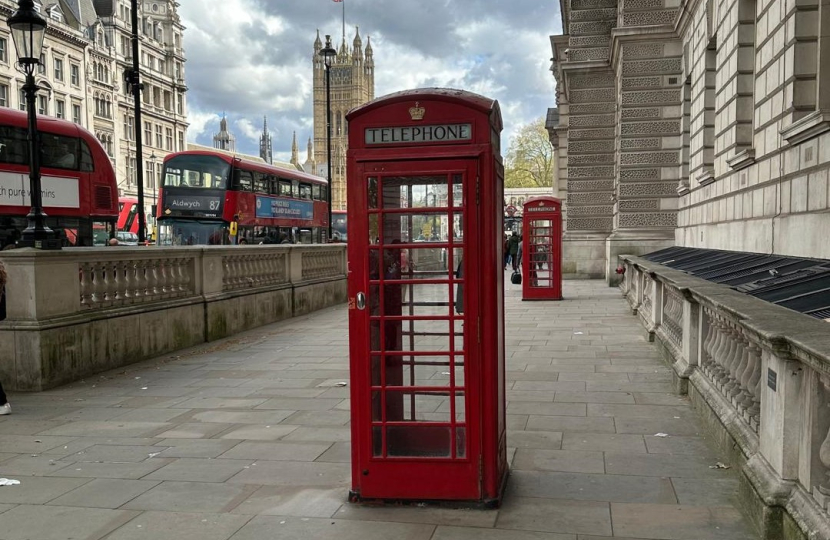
[507,231,521,271]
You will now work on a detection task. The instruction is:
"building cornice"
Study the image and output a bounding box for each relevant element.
[610,26,677,71]
[781,110,830,146]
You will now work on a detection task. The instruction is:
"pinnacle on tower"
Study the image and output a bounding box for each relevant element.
[290,132,299,166]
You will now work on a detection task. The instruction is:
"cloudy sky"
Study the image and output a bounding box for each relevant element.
[178,0,562,163]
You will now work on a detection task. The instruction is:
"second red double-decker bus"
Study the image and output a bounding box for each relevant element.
[0,108,119,247]
[157,150,329,245]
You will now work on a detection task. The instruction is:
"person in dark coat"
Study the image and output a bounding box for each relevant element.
[507,231,521,271]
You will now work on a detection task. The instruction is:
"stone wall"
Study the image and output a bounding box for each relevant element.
[551,0,830,282]
[619,254,830,540]
[0,245,348,391]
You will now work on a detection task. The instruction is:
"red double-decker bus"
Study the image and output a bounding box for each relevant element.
[0,108,119,247]
[157,150,329,245]
[332,209,347,242]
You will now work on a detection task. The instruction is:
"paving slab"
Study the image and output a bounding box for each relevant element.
[0,504,139,540]
[0,279,757,540]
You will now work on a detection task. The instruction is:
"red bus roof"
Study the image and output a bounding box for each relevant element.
[0,107,98,141]
[164,150,328,186]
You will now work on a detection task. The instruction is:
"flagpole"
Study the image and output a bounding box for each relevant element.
[342,0,345,45]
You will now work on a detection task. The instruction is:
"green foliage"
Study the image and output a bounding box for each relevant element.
[504,117,556,189]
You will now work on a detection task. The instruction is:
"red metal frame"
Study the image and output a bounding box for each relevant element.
[346,89,507,504]
[0,108,118,246]
[521,196,563,301]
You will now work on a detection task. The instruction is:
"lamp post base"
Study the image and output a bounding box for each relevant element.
[19,228,61,250]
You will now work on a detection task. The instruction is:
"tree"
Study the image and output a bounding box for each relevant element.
[504,117,556,189]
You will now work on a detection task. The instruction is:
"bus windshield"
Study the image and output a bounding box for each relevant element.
[163,155,230,189]
[158,219,231,246]
[332,213,347,241]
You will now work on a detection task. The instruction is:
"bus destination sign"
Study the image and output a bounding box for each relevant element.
[166,194,223,217]
[255,196,313,220]
[365,123,473,145]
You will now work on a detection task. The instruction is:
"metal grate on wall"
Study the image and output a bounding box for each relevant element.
[640,247,830,321]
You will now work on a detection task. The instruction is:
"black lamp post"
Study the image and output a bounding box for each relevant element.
[8,0,58,249]
[319,35,336,241]
[148,151,157,241]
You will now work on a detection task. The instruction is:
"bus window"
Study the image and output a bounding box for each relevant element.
[291,181,300,198]
[278,180,292,197]
[40,133,80,170]
[299,183,312,200]
[0,125,28,165]
[234,170,253,191]
[312,184,321,200]
[254,172,267,193]
[163,154,230,189]
[267,175,279,194]
[79,140,94,172]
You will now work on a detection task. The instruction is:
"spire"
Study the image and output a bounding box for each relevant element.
[352,26,362,59]
[307,137,313,161]
[365,35,373,57]
[259,116,272,164]
[290,131,299,166]
[314,29,321,53]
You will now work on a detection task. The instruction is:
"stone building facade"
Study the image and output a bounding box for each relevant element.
[0,0,187,229]
[312,28,374,211]
[550,0,830,283]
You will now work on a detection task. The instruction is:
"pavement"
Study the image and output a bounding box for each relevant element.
[0,278,758,540]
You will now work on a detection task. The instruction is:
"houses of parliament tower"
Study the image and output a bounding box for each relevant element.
[312,28,375,211]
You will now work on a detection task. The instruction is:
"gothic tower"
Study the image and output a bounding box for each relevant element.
[213,114,236,152]
[290,132,299,167]
[313,27,375,211]
[260,116,273,164]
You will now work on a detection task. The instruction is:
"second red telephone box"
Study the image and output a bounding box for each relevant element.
[522,196,563,301]
[345,88,508,505]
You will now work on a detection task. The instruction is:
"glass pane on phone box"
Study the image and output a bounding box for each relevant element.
[384,355,453,387]
[396,319,453,352]
[433,391,466,422]
[395,283,452,316]
[452,174,463,207]
[384,247,449,279]
[375,390,451,423]
[367,177,378,209]
[383,176,447,209]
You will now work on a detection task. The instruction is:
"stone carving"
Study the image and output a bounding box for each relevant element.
[568,192,610,205]
[571,21,616,35]
[568,166,615,178]
[572,0,617,9]
[620,168,660,180]
[570,154,615,165]
[570,103,616,114]
[569,88,616,103]
[569,114,616,127]
[568,180,615,192]
[621,138,660,149]
[619,212,678,228]
[569,36,611,47]
[623,58,682,75]
[622,77,662,89]
[619,182,678,197]
[623,0,662,9]
[568,205,614,215]
[621,89,682,105]
[569,74,615,89]
[622,108,661,119]
[570,47,610,61]
[570,128,616,139]
[622,9,679,26]
[569,140,616,153]
[568,217,614,230]
[619,199,660,211]
[623,43,665,59]
[621,121,681,135]
[571,8,618,21]
[620,151,679,165]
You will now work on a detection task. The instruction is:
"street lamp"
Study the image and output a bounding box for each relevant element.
[148,151,157,241]
[8,0,58,249]
[319,35,336,241]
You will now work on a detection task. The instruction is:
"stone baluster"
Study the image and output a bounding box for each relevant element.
[162,258,173,295]
[746,342,762,427]
[700,311,716,377]
[733,334,754,407]
[122,260,134,301]
[174,258,185,294]
[722,323,743,396]
[79,262,93,307]
[136,259,148,299]
[818,407,830,496]
[709,317,728,382]
[149,259,162,298]
[112,261,125,303]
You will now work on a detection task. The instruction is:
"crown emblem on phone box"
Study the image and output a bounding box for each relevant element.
[409,102,425,121]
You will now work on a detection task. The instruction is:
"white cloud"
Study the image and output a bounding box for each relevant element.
[179,0,561,158]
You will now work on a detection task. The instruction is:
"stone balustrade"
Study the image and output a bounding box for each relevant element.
[0,245,347,391]
[620,254,830,540]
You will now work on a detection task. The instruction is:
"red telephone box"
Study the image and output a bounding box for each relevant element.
[345,89,508,505]
[522,196,563,301]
